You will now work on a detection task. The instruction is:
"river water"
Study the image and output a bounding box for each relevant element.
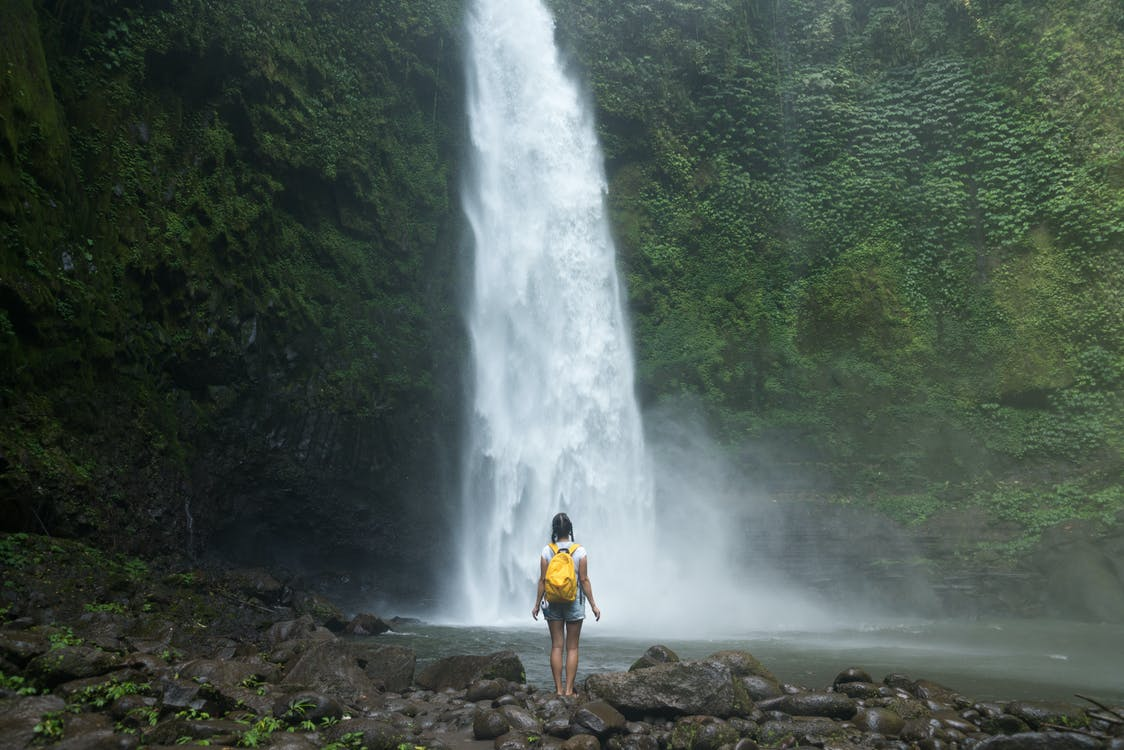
[384,619,1124,704]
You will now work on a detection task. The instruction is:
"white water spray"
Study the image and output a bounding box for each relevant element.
[459,0,827,632]
[459,0,652,625]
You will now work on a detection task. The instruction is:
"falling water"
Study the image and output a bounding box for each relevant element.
[459,0,654,624]
[457,0,829,632]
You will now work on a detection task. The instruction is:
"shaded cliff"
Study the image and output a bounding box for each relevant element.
[0,0,466,602]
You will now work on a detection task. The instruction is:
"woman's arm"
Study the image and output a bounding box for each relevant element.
[579,556,601,621]
[532,554,547,620]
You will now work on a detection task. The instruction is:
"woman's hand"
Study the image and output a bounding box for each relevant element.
[592,604,601,621]
[532,604,540,620]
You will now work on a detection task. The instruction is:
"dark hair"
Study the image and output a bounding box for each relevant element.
[551,512,573,543]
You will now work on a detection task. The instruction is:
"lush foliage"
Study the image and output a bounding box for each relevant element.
[0,0,463,564]
[550,0,1123,554]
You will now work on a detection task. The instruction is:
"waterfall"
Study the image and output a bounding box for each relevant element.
[457,0,828,632]
[459,0,654,624]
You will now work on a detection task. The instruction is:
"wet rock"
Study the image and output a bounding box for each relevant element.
[155,676,215,714]
[608,735,659,750]
[572,699,627,737]
[416,651,525,691]
[1006,701,1088,730]
[273,690,344,723]
[227,568,286,604]
[146,717,246,745]
[495,730,542,750]
[467,678,508,702]
[852,706,905,736]
[833,668,873,686]
[326,717,412,748]
[0,629,51,665]
[266,615,321,646]
[283,640,415,701]
[756,691,857,720]
[344,613,391,636]
[834,681,881,700]
[912,679,969,708]
[179,657,269,689]
[704,651,777,683]
[630,645,680,671]
[0,694,67,747]
[974,732,1105,750]
[586,660,742,719]
[474,707,511,739]
[28,645,124,686]
[755,717,845,746]
[669,715,739,750]
[501,704,542,733]
[739,674,783,701]
[562,734,602,750]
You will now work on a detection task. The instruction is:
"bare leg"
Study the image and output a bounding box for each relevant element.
[548,619,565,695]
[563,619,583,695]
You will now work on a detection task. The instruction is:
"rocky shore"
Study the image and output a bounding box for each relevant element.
[1,533,1122,749]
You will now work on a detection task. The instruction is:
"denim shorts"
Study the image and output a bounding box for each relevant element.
[543,596,585,622]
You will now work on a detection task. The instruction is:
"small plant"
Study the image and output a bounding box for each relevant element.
[236,716,283,748]
[285,697,315,718]
[48,627,83,649]
[175,708,212,720]
[323,732,368,750]
[84,602,126,614]
[238,675,265,693]
[71,679,150,708]
[34,711,65,741]
[0,671,38,696]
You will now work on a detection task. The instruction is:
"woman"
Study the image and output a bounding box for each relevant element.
[531,512,601,696]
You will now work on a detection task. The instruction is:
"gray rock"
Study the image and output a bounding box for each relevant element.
[416,651,525,691]
[572,700,627,737]
[1006,701,1088,730]
[474,708,511,740]
[0,695,67,748]
[704,651,777,682]
[834,681,881,700]
[273,690,344,723]
[501,704,542,733]
[343,613,391,636]
[974,732,1105,750]
[283,640,415,701]
[145,718,245,745]
[630,645,680,672]
[467,678,508,702]
[756,691,857,720]
[739,674,783,701]
[27,645,123,686]
[833,667,874,686]
[668,715,739,750]
[562,734,602,750]
[586,660,744,719]
[852,706,905,736]
[755,717,845,746]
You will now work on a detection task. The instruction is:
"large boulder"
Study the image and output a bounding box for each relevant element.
[704,651,776,683]
[283,641,415,702]
[585,660,748,719]
[415,651,525,691]
[756,691,857,720]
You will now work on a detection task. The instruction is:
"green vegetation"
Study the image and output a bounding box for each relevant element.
[550,0,1123,562]
[0,0,1120,585]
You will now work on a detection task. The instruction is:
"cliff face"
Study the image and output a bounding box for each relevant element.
[0,0,466,599]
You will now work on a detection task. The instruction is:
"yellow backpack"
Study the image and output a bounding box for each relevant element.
[544,543,581,604]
